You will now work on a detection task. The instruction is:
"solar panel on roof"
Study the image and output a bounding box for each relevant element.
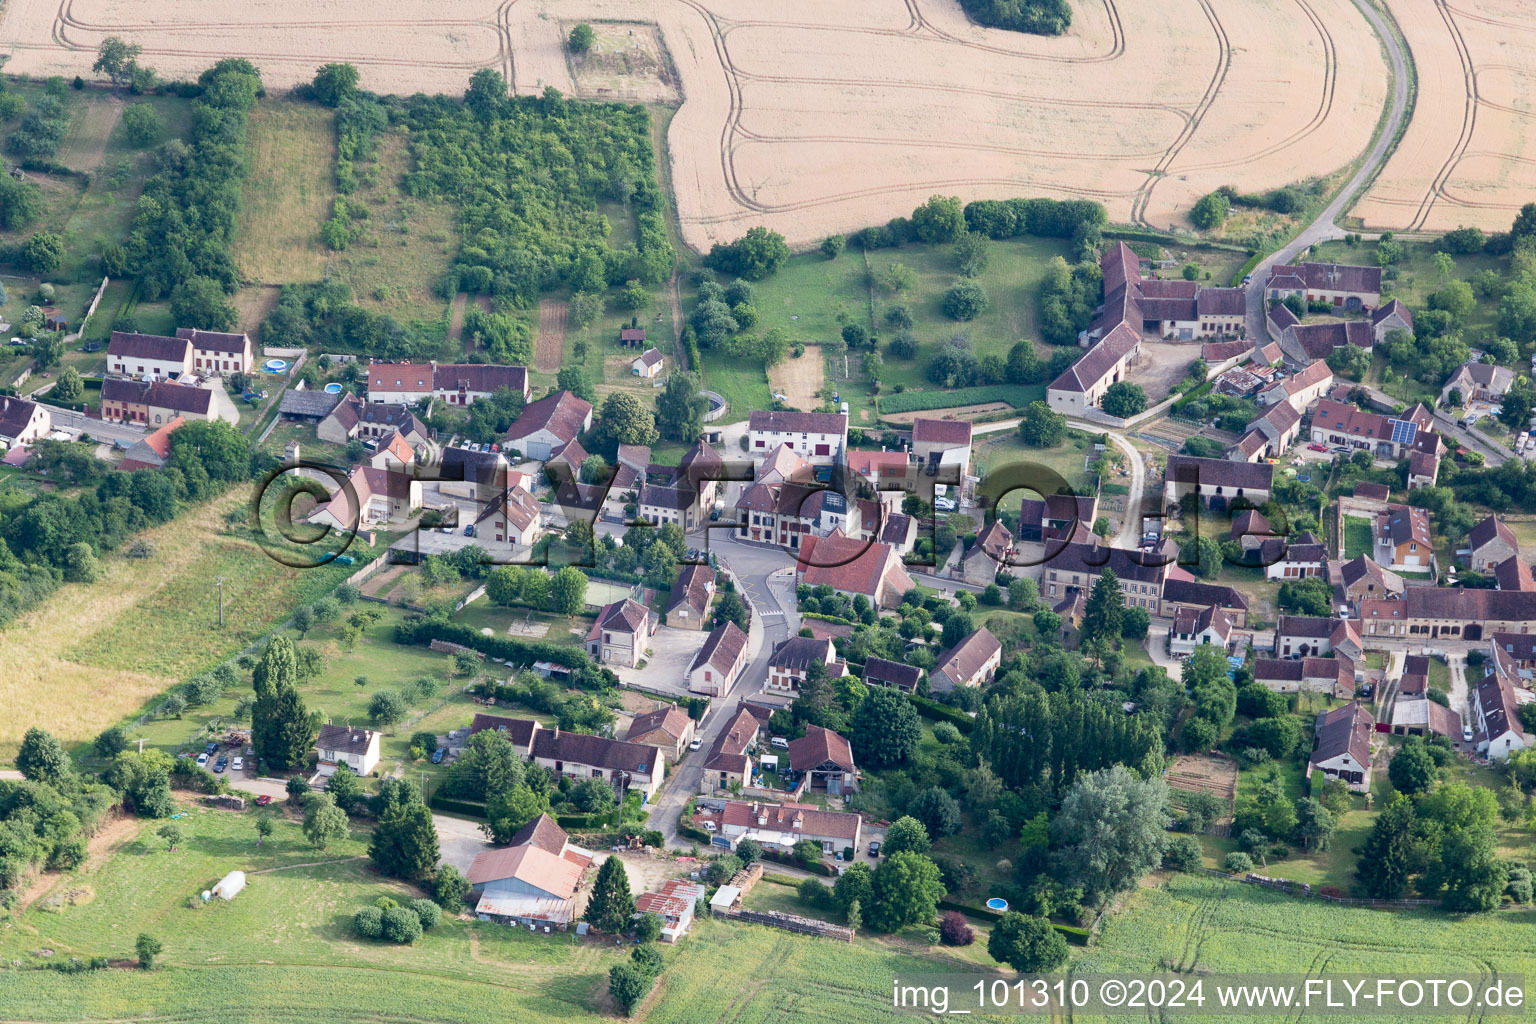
[1389,419,1416,446]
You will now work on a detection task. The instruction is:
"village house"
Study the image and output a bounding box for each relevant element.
[1473,650,1530,762]
[962,519,1014,585]
[1041,540,1168,611]
[862,655,922,693]
[847,449,913,492]
[795,532,914,609]
[432,363,530,405]
[1390,694,1462,740]
[1169,604,1232,656]
[1262,530,1328,580]
[439,445,507,503]
[1308,399,1435,461]
[626,706,696,762]
[586,599,655,669]
[1276,614,1343,658]
[631,349,664,378]
[1229,509,1276,552]
[101,377,238,426]
[766,635,841,698]
[911,417,974,482]
[1254,656,1354,697]
[118,417,184,471]
[1164,455,1273,511]
[1048,244,1243,415]
[1408,446,1442,490]
[107,331,193,378]
[667,564,716,630]
[1371,299,1414,342]
[700,707,761,792]
[1256,360,1334,413]
[675,440,726,516]
[0,396,50,452]
[1466,515,1520,572]
[1441,360,1514,408]
[357,403,431,445]
[1162,578,1250,627]
[930,626,1003,692]
[1309,702,1375,793]
[787,726,858,795]
[1494,632,1536,670]
[544,438,588,484]
[1375,503,1434,571]
[1495,556,1536,593]
[1231,400,1302,462]
[468,713,543,757]
[315,723,382,777]
[476,486,542,548]
[307,464,422,529]
[171,327,254,375]
[531,729,666,801]
[735,480,860,549]
[747,409,848,465]
[1266,261,1382,311]
[754,442,811,485]
[368,429,416,472]
[715,800,863,859]
[505,389,593,461]
[687,621,749,697]
[1339,554,1404,604]
[874,510,918,555]
[1275,320,1374,366]
[1019,492,1098,543]
[467,814,593,930]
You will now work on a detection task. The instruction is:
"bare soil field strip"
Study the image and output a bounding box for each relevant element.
[1356,0,1536,233]
[1166,753,1239,802]
[535,298,568,373]
[767,344,824,409]
[0,0,1388,249]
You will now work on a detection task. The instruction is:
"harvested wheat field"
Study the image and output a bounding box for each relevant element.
[1,0,1387,248]
[1356,0,1536,233]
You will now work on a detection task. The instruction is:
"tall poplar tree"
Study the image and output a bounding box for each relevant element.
[252,636,318,771]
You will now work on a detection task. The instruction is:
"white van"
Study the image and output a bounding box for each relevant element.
[769,737,789,750]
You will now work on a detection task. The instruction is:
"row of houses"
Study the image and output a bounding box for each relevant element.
[107,328,254,378]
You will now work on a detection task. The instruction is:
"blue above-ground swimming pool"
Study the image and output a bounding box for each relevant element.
[986,898,1009,912]
[263,358,289,374]
[323,382,342,394]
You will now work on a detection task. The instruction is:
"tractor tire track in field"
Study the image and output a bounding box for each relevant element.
[1175,0,1337,173]
[51,0,509,76]
[685,0,1151,221]
[1129,0,1231,228]
[1408,0,1478,230]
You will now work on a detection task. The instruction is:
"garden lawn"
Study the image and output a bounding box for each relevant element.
[1343,515,1374,560]
[706,235,1072,424]
[0,802,1001,1024]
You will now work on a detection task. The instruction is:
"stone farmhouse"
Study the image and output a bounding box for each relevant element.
[586,599,655,669]
[1266,262,1382,312]
[747,409,848,465]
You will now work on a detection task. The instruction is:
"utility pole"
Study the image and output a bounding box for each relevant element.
[215,576,225,627]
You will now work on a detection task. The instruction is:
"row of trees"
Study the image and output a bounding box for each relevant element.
[119,58,264,328]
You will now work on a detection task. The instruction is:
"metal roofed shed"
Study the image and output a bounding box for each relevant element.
[710,885,742,913]
[211,870,246,900]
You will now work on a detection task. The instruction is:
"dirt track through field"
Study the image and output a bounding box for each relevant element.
[0,0,1389,247]
[535,298,567,372]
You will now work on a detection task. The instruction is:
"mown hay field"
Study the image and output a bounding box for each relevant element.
[0,0,1388,248]
[233,100,336,284]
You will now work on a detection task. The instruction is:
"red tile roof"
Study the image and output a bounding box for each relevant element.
[506,389,592,445]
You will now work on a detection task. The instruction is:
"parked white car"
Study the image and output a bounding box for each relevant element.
[231,757,244,772]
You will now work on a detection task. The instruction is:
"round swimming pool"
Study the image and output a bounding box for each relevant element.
[323,382,343,394]
[985,898,1009,912]
[263,358,289,373]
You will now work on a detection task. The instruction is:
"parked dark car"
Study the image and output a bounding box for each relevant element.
[204,742,218,755]
[431,747,446,764]
[868,841,881,857]
[213,757,228,773]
